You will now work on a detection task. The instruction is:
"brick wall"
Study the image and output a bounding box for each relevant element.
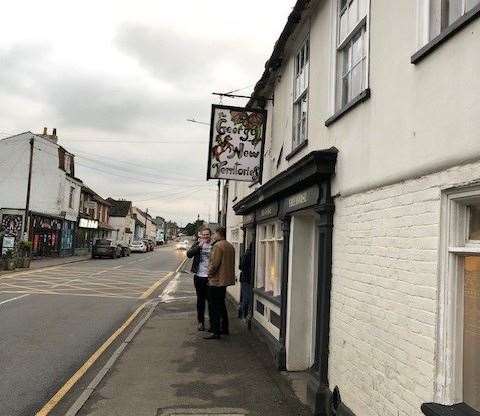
[329,161,480,416]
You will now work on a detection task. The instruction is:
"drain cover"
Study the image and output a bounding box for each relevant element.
[157,408,247,416]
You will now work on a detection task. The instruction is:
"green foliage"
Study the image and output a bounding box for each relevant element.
[3,249,14,260]
[18,240,32,256]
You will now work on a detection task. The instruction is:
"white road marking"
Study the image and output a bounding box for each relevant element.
[0,294,30,306]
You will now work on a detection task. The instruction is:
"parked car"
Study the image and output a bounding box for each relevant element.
[130,240,147,253]
[119,242,131,257]
[175,240,189,250]
[92,239,122,259]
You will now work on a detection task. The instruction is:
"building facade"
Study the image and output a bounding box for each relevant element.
[131,207,153,241]
[75,186,114,254]
[106,199,135,245]
[0,129,82,257]
[226,1,480,416]
[155,216,166,245]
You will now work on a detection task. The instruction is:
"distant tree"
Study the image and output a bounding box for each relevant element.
[183,223,196,236]
[183,219,205,236]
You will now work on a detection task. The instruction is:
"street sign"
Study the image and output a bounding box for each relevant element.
[207,104,266,183]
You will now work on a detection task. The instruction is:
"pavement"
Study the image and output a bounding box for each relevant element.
[0,246,185,416]
[76,266,312,416]
[0,254,91,276]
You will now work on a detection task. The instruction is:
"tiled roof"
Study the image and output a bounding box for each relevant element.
[106,198,132,217]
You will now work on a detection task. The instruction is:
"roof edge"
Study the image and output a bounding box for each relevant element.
[247,0,313,108]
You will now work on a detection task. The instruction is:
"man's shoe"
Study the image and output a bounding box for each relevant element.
[206,327,214,333]
[203,334,220,340]
[197,323,205,331]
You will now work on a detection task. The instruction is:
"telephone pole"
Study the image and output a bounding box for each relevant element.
[144,208,149,238]
[24,136,34,238]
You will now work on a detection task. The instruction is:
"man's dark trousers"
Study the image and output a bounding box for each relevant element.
[208,286,228,335]
[193,275,208,324]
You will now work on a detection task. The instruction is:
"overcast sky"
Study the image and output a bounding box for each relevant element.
[0,0,295,226]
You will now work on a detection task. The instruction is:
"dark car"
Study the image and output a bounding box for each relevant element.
[119,243,131,257]
[92,239,122,259]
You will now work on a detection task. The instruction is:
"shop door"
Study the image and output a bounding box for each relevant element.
[33,230,60,257]
[286,213,318,371]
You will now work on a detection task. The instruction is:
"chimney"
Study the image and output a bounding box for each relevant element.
[40,126,58,144]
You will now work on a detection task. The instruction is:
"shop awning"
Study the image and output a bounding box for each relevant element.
[233,148,337,215]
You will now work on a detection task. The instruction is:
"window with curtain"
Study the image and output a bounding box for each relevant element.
[335,0,369,111]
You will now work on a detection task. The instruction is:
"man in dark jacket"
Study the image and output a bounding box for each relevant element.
[238,242,253,319]
[187,227,212,331]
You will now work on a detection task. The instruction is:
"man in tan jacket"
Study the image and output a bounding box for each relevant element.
[204,227,235,340]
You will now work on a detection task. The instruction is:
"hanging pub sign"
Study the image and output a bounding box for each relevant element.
[207,104,267,183]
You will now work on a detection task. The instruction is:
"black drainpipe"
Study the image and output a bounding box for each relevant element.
[277,215,291,370]
[307,200,335,415]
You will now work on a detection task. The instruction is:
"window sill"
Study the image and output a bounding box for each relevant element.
[411,4,480,64]
[253,287,281,308]
[325,88,370,127]
[421,402,480,416]
[285,140,308,161]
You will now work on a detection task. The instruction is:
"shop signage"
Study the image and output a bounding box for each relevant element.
[79,218,98,229]
[285,186,320,214]
[32,215,62,231]
[207,104,267,183]
[2,236,15,255]
[256,202,279,222]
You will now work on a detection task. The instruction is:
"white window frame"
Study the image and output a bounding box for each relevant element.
[330,0,370,113]
[292,37,309,150]
[420,0,480,45]
[256,221,283,296]
[437,184,480,405]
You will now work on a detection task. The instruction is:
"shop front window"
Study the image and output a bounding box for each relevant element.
[257,221,283,296]
[463,256,480,409]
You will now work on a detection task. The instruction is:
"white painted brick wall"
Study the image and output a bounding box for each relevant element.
[329,160,480,416]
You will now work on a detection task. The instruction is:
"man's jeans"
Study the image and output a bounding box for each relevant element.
[193,275,208,324]
[208,286,228,336]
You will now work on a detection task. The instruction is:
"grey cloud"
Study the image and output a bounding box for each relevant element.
[115,23,263,88]
[0,44,51,97]
[0,44,208,133]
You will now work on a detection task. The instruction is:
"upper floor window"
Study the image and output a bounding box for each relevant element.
[335,0,369,111]
[430,0,480,39]
[293,38,309,150]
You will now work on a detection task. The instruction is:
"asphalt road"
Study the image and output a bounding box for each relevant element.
[0,246,186,416]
